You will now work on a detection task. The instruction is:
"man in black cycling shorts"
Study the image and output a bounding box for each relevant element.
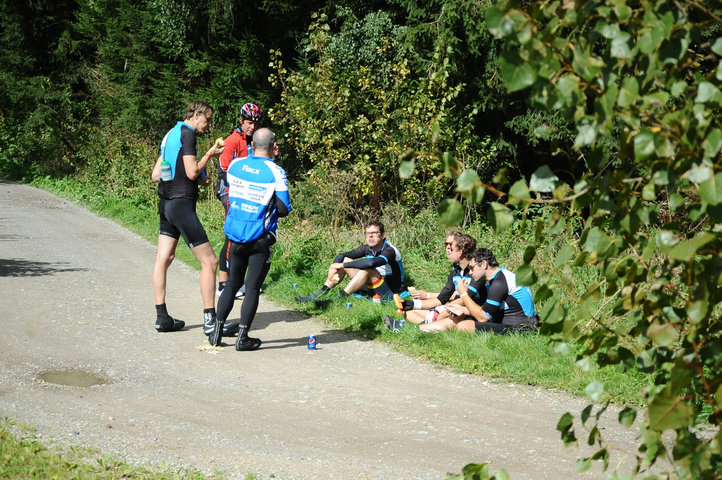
[295,220,405,305]
[209,128,291,351]
[420,248,539,334]
[151,101,223,334]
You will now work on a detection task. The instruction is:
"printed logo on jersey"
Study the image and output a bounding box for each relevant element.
[243,164,260,174]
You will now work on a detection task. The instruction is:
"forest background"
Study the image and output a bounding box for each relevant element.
[2,0,722,479]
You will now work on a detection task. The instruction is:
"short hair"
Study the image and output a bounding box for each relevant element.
[365,220,384,234]
[472,248,499,267]
[252,128,275,151]
[453,233,476,259]
[184,101,213,119]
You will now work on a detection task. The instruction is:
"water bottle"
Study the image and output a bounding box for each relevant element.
[247,142,254,157]
[160,159,172,181]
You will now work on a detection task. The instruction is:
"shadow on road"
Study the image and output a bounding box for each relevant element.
[0,258,87,277]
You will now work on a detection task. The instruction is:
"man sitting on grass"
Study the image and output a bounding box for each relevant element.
[385,232,484,331]
[295,220,405,305]
[420,248,539,334]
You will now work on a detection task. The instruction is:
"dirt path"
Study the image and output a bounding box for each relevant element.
[0,180,645,479]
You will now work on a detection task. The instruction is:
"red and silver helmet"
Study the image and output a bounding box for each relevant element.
[240,103,262,122]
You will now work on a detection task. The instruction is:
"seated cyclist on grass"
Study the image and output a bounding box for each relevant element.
[295,220,405,305]
[386,232,484,330]
[420,248,539,334]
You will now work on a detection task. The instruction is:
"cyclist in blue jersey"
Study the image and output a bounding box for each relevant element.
[209,128,291,350]
[295,220,405,305]
[421,248,539,334]
[151,101,224,334]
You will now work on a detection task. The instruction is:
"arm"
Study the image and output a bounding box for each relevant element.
[183,141,224,180]
[151,156,162,182]
[456,280,487,322]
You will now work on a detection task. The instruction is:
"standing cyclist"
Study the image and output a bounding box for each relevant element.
[210,128,291,350]
[151,101,223,333]
[214,103,263,307]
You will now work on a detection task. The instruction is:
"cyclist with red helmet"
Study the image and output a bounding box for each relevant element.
[209,103,263,337]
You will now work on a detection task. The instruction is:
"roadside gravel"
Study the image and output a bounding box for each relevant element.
[0,179,647,479]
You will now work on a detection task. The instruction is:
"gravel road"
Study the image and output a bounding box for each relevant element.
[0,179,648,479]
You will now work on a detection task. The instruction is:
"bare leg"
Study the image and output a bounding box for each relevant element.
[152,235,178,305]
[190,242,219,309]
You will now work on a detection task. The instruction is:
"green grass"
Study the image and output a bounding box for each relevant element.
[0,419,230,479]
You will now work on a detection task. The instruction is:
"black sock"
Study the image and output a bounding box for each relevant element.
[156,304,170,319]
[337,291,349,298]
[204,307,216,315]
[218,281,226,290]
[314,285,330,297]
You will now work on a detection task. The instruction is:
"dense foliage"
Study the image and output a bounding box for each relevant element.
[465,0,721,478]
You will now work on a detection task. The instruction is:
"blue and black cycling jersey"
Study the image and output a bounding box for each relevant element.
[437,263,485,305]
[483,268,537,327]
[335,240,405,293]
[157,121,199,200]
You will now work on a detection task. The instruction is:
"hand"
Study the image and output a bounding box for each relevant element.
[456,279,469,296]
[411,289,428,300]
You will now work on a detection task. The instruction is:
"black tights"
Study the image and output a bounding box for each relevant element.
[216,232,274,335]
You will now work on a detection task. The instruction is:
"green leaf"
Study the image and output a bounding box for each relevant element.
[647,322,680,347]
[634,130,656,161]
[699,172,722,205]
[508,179,531,206]
[655,230,679,249]
[611,35,632,59]
[648,389,693,431]
[618,76,639,108]
[516,264,536,286]
[575,122,597,147]
[667,232,715,261]
[529,165,559,192]
[712,37,722,56]
[685,164,714,184]
[437,198,465,227]
[703,129,722,159]
[492,470,511,480]
[487,203,514,232]
[399,159,415,179]
[696,81,721,103]
[442,151,459,177]
[456,169,480,192]
[523,246,536,264]
[618,407,637,428]
[554,244,575,268]
[584,227,612,256]
[585,381,604,402]
[499,49,537,92]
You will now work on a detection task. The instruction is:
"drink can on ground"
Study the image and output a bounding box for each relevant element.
[307,335,317,350]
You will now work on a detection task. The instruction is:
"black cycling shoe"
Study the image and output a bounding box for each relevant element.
[155,316,185,332]
[235,336,262,351]
[223,322,240,336]
[383,315,400,333]
[209,318,224,346]
[203,311,216,336]
[295,293,317,303]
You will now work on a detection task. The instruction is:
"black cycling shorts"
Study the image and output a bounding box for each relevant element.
[158,197,209,249]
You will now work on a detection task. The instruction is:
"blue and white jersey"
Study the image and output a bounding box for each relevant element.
[483,267,537,327]
[224,155,291,243]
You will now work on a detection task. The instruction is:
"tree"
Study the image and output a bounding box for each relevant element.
[440,0,722,477]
